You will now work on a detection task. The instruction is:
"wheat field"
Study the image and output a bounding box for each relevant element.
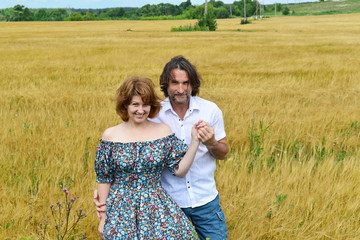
[1,14,360,239]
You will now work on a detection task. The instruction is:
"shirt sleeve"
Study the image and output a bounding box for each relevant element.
[212,107,226,141]
[165,134,188,175]
[94,140,114,183]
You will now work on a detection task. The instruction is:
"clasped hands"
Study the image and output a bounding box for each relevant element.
[194,120,217,147]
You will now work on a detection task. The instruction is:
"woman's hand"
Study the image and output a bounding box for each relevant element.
[191,123,200,144]
[98,217,105,239]
[93,190,106,218]
[96,183,110,239]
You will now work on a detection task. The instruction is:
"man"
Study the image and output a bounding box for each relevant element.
[95,56,228,239]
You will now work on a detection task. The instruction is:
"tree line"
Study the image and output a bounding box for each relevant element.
[0,0,286,22]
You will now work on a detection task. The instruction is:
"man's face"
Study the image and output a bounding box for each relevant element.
[167,69,192,105]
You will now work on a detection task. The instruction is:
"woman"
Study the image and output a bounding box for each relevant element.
[95,76,200,239]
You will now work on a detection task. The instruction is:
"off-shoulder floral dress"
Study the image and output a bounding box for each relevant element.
[95,133,198,240]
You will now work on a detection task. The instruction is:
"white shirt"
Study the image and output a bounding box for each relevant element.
[151,96,226,208]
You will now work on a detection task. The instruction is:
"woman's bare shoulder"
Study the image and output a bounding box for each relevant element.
[151,122,173,137]
[101,124,124,141]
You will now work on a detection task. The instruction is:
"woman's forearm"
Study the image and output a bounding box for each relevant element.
[175,139,200,178]
[97,183,111,219]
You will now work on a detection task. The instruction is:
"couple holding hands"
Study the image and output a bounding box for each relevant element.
[94,56,228,240]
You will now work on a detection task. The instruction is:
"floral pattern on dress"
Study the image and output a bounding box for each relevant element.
[95,133,198,240]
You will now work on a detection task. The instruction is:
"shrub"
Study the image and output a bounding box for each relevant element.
[171,3,217,32]
[198,14,217,31]
[182,3,217,31]
[282,7,290,15]
[171,24,208,32]
[241,19,251,24]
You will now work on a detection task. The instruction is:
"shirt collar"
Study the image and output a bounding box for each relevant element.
[162,96,200,113]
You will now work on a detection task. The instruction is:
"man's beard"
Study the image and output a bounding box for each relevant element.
[169,93,190,105]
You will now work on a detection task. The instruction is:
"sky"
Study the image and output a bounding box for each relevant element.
[0,0,303,9]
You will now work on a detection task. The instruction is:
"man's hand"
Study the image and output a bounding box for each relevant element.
[93,189,106,218]
[195,120,229,160]
[196,120,216,147]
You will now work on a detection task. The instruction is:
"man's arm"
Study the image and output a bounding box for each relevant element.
[197,120,229,160]
[206,137,228,160]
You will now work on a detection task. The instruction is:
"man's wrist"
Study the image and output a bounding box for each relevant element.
[204,139,217,148]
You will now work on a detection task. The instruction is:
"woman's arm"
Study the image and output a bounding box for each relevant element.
[97,183,110,239]
[174,124,200,178]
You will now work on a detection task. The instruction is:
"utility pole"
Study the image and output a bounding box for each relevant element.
[263,1,265,18]
[205,0,208,16]
[244,0,247,23]
[66,5,72,17]
[230,4,232,17]
[255,1,258,20]
[275,3,276,16]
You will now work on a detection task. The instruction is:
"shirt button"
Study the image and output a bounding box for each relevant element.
[187,186,190,189]
[181,124,183,127]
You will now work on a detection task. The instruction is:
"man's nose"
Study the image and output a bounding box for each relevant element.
[178,84,185,93]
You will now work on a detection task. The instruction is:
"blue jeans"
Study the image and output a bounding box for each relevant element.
[181,195,227,240]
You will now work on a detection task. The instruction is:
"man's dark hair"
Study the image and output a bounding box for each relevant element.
[159,56,201,97]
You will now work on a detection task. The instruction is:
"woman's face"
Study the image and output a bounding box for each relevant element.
[127,95,151,124]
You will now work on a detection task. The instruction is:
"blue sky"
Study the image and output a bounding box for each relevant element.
[0,0,302,9]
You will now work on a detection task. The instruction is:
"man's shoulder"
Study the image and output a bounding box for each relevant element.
[151,98,169,121]
[159,98,170,110]
[193,96,220,110]
[160,98,167,104]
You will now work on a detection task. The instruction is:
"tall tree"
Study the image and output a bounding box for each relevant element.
[179,0,192,11]
[6,5,33,21]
